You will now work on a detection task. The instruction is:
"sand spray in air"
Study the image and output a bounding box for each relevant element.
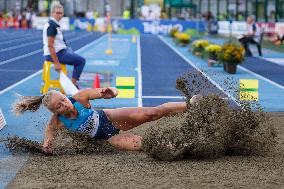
[142,72,277,161]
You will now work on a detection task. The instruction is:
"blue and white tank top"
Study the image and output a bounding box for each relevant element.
[58,98,99,137]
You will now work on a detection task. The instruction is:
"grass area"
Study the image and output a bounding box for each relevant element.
[262,40,284,53]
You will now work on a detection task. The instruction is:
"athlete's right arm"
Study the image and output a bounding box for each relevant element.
[47,36,61,72]
[43,115,65,154]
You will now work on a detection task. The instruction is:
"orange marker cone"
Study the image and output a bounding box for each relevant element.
[93,74,101,88]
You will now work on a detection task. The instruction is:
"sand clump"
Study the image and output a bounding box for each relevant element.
[142,95,277,161]
[142,72,277,161]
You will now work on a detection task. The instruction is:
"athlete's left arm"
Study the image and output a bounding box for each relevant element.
[73,88,118,107]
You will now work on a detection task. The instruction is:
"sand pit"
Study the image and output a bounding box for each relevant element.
[4,112,284,189]
[4,73,284,188]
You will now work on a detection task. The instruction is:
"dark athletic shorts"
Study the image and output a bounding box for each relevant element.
[94,110,120,140]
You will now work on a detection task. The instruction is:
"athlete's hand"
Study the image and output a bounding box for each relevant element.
[101,87,119,99]
[43,139,54,155]
[54,63,62,72]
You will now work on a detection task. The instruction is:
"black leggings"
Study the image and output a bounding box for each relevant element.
[239,36,257,56]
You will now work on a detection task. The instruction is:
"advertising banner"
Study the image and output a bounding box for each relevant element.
[115,19,205,34]
[69,18,205,34]
[33,16,70,30]
[275,23,284,37]
[218,21,277,40]
[218,21,247,35]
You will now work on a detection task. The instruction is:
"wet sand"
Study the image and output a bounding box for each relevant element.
[7,112,284,189]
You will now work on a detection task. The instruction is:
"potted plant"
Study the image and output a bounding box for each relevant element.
[191,39,210,57]
[205,44,222,66]
[218,43,245,74]
[174,32,190,46]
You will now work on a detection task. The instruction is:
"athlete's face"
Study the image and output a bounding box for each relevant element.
[49,93,73,115]
[52,7,64,21]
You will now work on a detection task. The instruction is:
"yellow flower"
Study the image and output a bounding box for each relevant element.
[174,32,190,44]
[205,44,222,53]
[220,43,244,64]
[174,32,190,40]
[170,27,179,37]
[192,39,209,49]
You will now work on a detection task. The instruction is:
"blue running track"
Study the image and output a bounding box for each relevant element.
[0,29,284,189]
[0,29,103,90]
[141,35,228,106]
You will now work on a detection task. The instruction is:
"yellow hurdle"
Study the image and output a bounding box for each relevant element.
[41,61,67,94]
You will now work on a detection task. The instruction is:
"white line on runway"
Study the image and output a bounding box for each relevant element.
[0,49,43,66]
[0,70,43,95]
[158,35,240,106]
[137,36,143,107]
[0,34,106,94]
[0,32,93,66]
[0,31,75,46]
[0,40,41,53]
[0,36,41,45]
[237,65,284,90]
[261,57,284,66]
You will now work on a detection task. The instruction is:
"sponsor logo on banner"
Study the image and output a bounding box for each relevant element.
[142,21,183,34]
[69,18,205,34]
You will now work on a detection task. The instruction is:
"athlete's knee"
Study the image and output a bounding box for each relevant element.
[143,107,164,121]
[156,103,175,115]
[71,54,85,66]
[78,56,86,66]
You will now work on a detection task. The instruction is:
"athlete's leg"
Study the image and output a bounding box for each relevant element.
[107,133,142,151]
[103,102,187,131]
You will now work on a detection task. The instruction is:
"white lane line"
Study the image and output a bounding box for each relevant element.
[143,96,184,99]
[158,35,240,106]
[0,69,37,72]
[0,70,43,95]
[75,34,107,53]
[0,36,41,45]
[0,49,43,66]
[0,32,80,53]
[238,65,284,90]
[0,34,105,95]
[0,32,93,66]
[137,35,143,107]
[0,40,41,53]
[0,32,76,47]
[261,57,284,66]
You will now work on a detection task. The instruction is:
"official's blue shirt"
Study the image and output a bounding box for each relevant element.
[43,17,67,55]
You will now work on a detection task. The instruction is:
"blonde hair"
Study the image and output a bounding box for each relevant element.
[50,1,63,15]
[12,90,62,116]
